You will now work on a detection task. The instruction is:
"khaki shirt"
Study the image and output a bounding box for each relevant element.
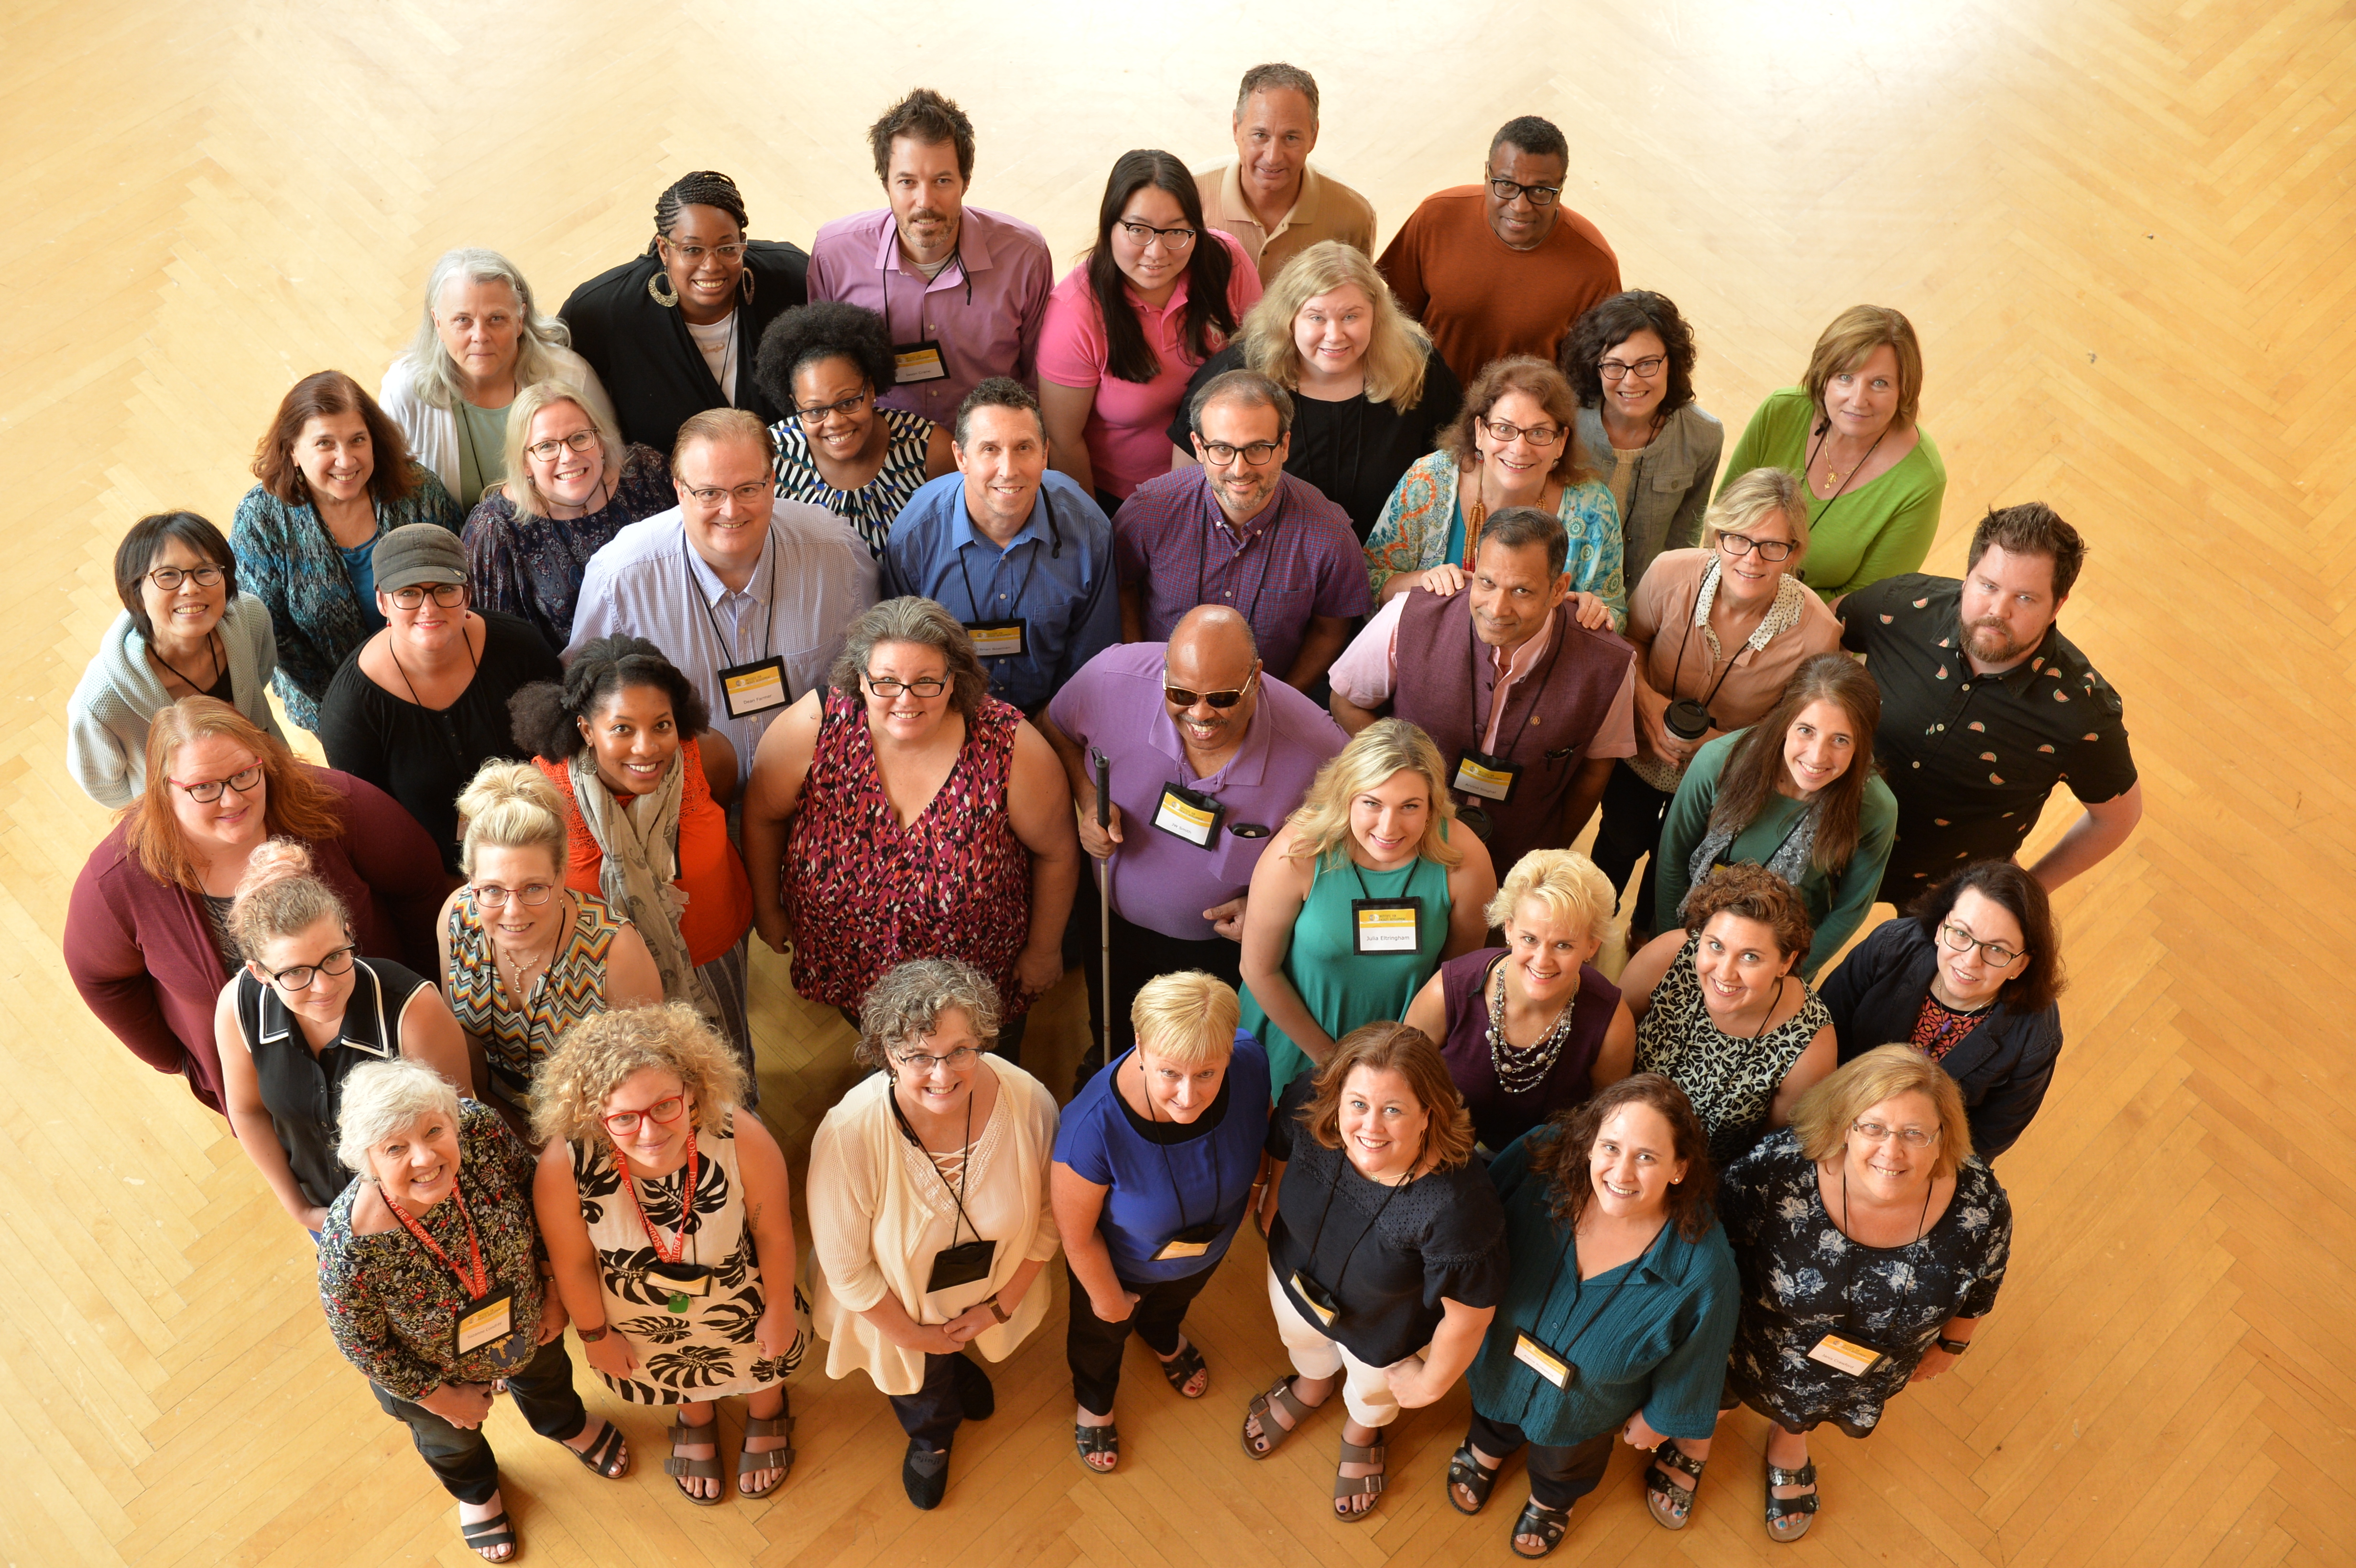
[1193,160,1376,284]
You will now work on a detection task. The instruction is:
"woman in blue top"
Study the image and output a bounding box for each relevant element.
[1450,1074,1739,1557]
[1051,971,1271,1473]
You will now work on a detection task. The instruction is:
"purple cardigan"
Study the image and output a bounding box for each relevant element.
[65,768,446,1113]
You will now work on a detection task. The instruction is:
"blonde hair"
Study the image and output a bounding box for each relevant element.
[1239,241,1432,412]
[1700,467,1812,571]
[1286,719,1462,871]
[501,381,622,521]
[1788,1044,1973,1179]
[455,760,569,880]
[1129,971,1241,1067]
[1483,849,1614,940]
[1800,305,1924,428]
[229,838,351,961]
[531,1003,747,1146]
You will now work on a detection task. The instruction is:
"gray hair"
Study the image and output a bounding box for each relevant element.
[1189,368,1296,438]
[855,958,1003,1070]
[406,248,576,413]
[336,1057,463,1175]
[1235,63,1320,121]
[827,596,989,716]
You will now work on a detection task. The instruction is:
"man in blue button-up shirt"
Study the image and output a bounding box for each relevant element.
[882,378,1121,715]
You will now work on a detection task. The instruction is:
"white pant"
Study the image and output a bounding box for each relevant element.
[1264,1263,1420,1428]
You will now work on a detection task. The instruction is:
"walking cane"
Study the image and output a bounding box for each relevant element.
[1094,749,1113,1065]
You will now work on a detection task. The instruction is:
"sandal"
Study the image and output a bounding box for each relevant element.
[1157,1339,1210,1398]
[459,1509,517,1562]
[1765,1453,1819,1542]
[1509,1497,1572,1558]
[560,1418,631,1480]
[1645,1439,1704,1529]
[1446,1443,1501,1514]
[1073,1419,1121,1473]
[1332,1437,1387,1521]
[1240,1374,1316,1459]
[737,1412,794,1498]
[664,1413,726,1506]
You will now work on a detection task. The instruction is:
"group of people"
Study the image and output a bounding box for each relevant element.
[55,65,2135,1564]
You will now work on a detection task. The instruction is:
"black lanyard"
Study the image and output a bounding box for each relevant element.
[954,532,1042,625]
[1299,1149,1414,1298]
[1469,605,1566,758]
[688,530,778,665]
[1193,492,1284,631]
[1515,1218,1648,1418]
[1837,1162,1935,1338]
[881,230,972,337]
[891,1086,983,1251]
[1663,575,1746,713]
[1127,1050,1224,1238]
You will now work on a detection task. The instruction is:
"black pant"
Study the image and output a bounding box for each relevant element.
[887,1350,994,1449]
[1464,1409,1615,1513]
[1064,1259,1220,1416]
[371,1335,588,1504]
[1589,760,1677,935]
[1066,872,1246,1096]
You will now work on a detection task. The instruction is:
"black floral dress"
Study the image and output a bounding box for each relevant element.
[1718,1130,2011,1437]
[571,1109,806,1402]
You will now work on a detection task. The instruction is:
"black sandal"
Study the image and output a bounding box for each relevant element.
[1765,1455,1819,1542]
[1645,1439,1704,1529]
[1157,1339,1210,1397]
[1073,1419,1121,1473]
[560,1418,631,1480]
[1509,1497,1572,1558]
[459,1509,517,1562]
[1446,1443,1501,1514]
[664,1414,725,1506]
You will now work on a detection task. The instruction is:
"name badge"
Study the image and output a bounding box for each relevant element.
[718,655,789,719]
[645,1260,715,1314]
[893,339,949,384]
[454,1285,516,1357]
[1352,897,1422,957]
[926,1237,998,1294]
[964,618,1026,659]
[1153,1218,1224,1263]
[1512,1331,1573,1389]
[1805,1331,1889,1378]
[1288,1269,1340,1328]
[1452,750,1522,803]
[1153,783,1225,848]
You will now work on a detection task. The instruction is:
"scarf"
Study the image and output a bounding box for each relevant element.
[567,749,721,1026]
[1688,798,1820,899]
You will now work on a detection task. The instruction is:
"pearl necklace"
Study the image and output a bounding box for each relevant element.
[1484,965,1582,1095]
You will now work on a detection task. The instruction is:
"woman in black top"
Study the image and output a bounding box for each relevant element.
[1169,240,1461,540]
[210,840,473,1232]
[317,525,562,872]
[559,170,810,455]
[1241,1022,1508,1521]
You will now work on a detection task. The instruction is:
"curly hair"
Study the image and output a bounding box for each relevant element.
[510,635,711,763]
[1296,1022,1476,1171]
[828,596,990,716]
[1527,1073,1717,1242]
[1560,290,1699,423]
[753,301,897,418]
[251,370,418,506]
[853,958,1003,1071]
[531,1002,747,1146]
[1484,848,1614,940]
[1439,355,1591,487]
[1673,861,1814,963]
[335,1057,461,1176]
[868,87,976,184]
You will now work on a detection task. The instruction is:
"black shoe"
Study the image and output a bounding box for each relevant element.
[903,1441,951,1510]
[952,1353,995,1421]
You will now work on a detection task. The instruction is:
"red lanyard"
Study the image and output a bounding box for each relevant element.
[382,1185,491,1300]
[617,1132,700,1264]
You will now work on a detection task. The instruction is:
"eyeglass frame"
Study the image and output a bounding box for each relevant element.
[1163,674,1256,709]
[145,563,227,592]
[795,388,872,425]
[171,761,264,803]
[1114,218,1199,250]
[601,1093,691,1136]
[1483,167,1563,207]
[1715,531,1797,563]
[471,880,558,910]
[655,236,750,265]
[1478,415,1566,448]
[681,480,775,508]
[262,941,358,992]
[890,1044,983,1072]
[864,672,949,699]
[386,582,468,610]
[1937,919,2027,968]
[1851,1119,1941,1149]
[1598,354,1668,382]
[1196,438,1283,467]
[524,429,602,462]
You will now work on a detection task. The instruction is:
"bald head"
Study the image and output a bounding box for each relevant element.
[1171,604,1257,665]
[1163,606,1263,760]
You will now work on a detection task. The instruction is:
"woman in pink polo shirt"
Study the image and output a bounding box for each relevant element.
[1038,150,1262,508]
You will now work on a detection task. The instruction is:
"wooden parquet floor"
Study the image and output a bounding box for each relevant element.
[4,2,2351,1564]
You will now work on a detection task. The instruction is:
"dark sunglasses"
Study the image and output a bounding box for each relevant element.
[1163,682,1251,709]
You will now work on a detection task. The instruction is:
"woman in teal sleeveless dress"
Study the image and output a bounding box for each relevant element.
[1237,719,1499,1100]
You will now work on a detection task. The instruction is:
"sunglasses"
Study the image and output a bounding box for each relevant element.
[1163,681,1252,709]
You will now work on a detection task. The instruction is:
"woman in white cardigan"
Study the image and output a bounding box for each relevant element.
[379,247,619,508]
[67,511,282,807]
[807,957,1060,1512]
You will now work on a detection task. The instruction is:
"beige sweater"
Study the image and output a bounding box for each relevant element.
[806,1061,1061,1396]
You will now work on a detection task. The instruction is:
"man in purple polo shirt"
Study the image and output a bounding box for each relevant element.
[1042,604,1346,1084]
[806,87,1055,425]
[1112,370,1371,691]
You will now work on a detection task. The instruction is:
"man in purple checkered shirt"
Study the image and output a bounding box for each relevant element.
[1113,369,1372,689]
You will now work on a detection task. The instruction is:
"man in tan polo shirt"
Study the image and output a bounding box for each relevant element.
[1194,63,1376,287]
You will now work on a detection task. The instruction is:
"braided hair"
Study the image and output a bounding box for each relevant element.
[508,635,712,762]
[646,171,750,257]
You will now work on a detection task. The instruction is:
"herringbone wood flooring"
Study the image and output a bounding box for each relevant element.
[4,1,2350,1563]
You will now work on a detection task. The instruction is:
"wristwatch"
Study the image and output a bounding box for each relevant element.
[577,1323,611,1343]
[1935,1336,1971,1356]
[986,1297,1011,1325]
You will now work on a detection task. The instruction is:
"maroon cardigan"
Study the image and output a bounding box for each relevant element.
[65,767,446,1113]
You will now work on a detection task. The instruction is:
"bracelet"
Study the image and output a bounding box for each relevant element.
[1935,1336,1971,1356]
[576,1323,611,1343]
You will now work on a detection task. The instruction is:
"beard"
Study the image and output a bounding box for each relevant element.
[1960,612,2035,665]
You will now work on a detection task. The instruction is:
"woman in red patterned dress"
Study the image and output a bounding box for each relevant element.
[741,597,1080,1058]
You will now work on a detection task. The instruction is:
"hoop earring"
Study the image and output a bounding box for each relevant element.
[647,270,679,308]
[739,267,756,305]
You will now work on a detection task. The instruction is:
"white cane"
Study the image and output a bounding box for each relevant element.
[1094,749,1114,1065]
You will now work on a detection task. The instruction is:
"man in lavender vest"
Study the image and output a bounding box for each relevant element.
[1329,505,1637,870]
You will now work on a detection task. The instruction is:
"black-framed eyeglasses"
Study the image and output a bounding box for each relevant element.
[1484,169,1562,207]
[472,881,557,909]
[865,673,949,699]
[171,762,263,803]
[795,389,871,425]
[657,238,749,264]
[1115,219,1198,250]
[1598,355,1667,381]
[1716,531,1796,562]
[1937,920,2025,968]
[1163,680,1252,709]
[267,943,357,991]
[146,564,226,592]
[388,583,467,610]
[1851,1119,1940,1148]
[525,429,601,462]
[1198,439,1282,466]
[1479,416,1564,447]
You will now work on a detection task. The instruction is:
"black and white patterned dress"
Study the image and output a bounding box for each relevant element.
[1635,931,1832,1168]
[1718,1130,2011,1437]
[571,1109,806,1403]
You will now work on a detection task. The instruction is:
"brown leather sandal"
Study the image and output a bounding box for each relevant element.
[664,1413,725,1505]
[737,1413,794,1497]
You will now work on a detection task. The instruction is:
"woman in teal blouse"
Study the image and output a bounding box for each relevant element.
[1448,1073,1738,1557]
[1719,305,1944,601]
[1654,654,1896,977]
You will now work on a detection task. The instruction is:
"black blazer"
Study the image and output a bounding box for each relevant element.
[1818,917,2062,1161]
[560,240,810,455]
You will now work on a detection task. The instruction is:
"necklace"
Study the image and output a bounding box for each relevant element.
[148,630,224,696]
[1806,423,1890,500]
[1484,961,1582,1095]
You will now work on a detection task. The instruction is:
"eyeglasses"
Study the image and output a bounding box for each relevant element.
[172,762,263,803]
[1115,219,1198,250]
[146,564,226,592]
[601,1094,689,1136]
[472,881,556,909]
[1479,416,1564,447]
[1484,170,1562,207]
[525,429,601,462]
[1938,920,2025,967]
[266,943,356,991]
[1198,439,1282,466]
[388,583,467,610]
[1163,680,1252,709]
[1852,1119,1941,1148]
[1716,531,1796,562]
[865,673,948,698]
[658,239,749,264]
[682,481,774,507]
[795,390,871,425]
[1598,355,1667,381]
[891,1045,982,1072]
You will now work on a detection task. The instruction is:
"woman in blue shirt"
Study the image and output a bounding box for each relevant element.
[1051,971,1270,1474]
[1450,1074,1740,1557]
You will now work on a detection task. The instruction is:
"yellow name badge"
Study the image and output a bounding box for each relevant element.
[1289,1271,1339,1327]
[965,619,1027,659]
[454,1288,515,1356]
[1153,787,1220,847]
[1353,899,1421,956]
[1153,1236,1213,1262]
[1452,755,1517,802]
[1804,1331,1886,1377]
[1512,1331,1572,1389]
[893,340,948,383]
[718,656,788,719]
